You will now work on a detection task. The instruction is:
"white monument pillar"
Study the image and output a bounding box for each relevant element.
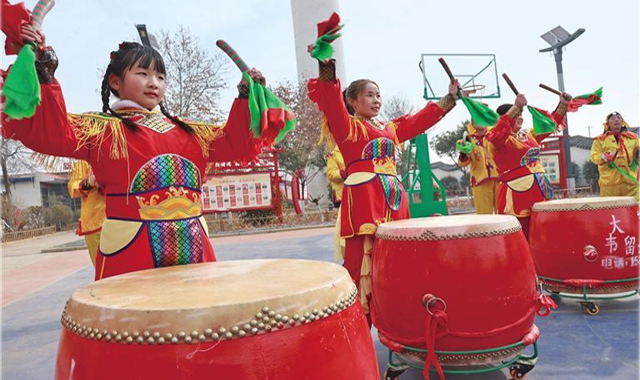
[290,0,346,208]
[290,0,346,82]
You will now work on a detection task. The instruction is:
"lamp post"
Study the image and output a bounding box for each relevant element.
[135,24,160,50]
[540,26,585,190]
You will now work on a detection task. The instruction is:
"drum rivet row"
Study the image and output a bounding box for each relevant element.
[59,286,359,345]
[376,225,522,241]
[532,201,633,212]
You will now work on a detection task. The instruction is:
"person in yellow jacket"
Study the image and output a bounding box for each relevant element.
[68,161,106,266]
[326,146,346,206]
[457,122,500,213]
[590,112,639,201]
[326,146,347,261]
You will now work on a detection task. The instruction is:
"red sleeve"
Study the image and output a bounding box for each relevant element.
[532,131,553,144]
[393,102,446,143]
[207,98,255,163]
[552,110,565,128]
[307,78,350,144]
[486,114,515,150]
[1,79,89,159]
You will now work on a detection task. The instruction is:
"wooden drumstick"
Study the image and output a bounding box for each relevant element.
[438,57,455,81]
[438,57,462,97]
[539,83,562,96]
[216,40,250,73]
[31,0,55,31]
[501,73,519,95]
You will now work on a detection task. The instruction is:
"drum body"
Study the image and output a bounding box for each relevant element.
[530,196,639,294]
[55,260,380,380]
[372,215,539,365]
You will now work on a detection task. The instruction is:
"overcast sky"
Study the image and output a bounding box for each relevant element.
[2,0,638,162]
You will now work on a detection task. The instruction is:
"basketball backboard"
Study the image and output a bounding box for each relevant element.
[420,53,501,100]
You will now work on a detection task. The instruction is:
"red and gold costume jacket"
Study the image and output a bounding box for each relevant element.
[2,80,255,280]
[486,104,566,218]
[307,62,455,237]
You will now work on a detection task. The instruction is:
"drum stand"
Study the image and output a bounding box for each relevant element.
[383,340,539,380]
[539,275,639,315]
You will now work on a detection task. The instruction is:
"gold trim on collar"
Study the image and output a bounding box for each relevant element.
[117,110,175,134]
[137,113,176,134]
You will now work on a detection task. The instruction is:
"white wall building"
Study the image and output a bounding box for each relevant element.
[431,161,464,182]
[2,171,77,210]
[569,135,595,186]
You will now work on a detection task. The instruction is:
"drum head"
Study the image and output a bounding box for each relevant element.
[63,260,356,342]
[376,214,521,241]
[533,196,637,212]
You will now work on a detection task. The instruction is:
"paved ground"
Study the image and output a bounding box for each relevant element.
[2,228,638,380]
[1,231,80,273]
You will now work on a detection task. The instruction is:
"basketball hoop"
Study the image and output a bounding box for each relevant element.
[420,53,500,100]
[461,84,486,97]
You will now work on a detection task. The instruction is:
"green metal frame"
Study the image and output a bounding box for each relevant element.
[420,53,501,101]
[387,340,538,375]
[538,275,640,301]
[401,134,448,217]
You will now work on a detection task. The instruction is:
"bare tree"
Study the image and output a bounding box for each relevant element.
[158,25,230,123]
[270,80,325,194]
[1,138,37,203]
[381,95,415,121]
[381,96,415,179]
[1,138,39,229]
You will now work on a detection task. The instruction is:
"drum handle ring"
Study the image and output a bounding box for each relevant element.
[422,294,447,315]
[537,278,546,295]
[583,245,598,263]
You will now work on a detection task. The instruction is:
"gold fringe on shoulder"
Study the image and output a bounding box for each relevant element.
[68,113,128,160]
[318,114,374,151]
[387,121,401,145]
[185,121,225,158]
[348,116,370,143]
[317,115,337,151]
[30,152,75,173]
[68,112,225,160]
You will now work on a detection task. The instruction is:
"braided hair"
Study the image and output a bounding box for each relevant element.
[100,42,193,133]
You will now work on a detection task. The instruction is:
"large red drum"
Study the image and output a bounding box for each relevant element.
[530,196,639,294]
[55,260,380,380]
[372,215,543,368]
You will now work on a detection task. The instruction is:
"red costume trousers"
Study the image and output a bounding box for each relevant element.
[344,236,366,285]
[343,235,374,327]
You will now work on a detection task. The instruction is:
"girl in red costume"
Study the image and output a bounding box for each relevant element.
[2,25,271,280]
[486,92,571,239]
[307,33,459,320]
